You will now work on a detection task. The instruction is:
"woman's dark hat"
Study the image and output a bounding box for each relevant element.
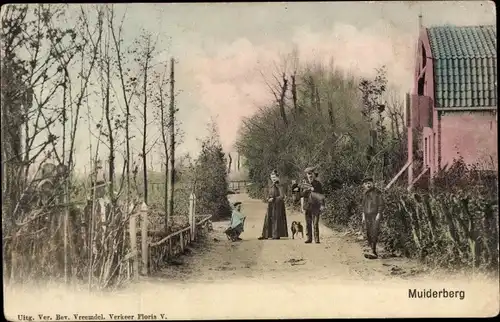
[233,201,242,207]
[362,177,374,183]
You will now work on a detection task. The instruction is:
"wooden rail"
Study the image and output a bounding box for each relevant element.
[126,193,212,278]
[149,214,211,247]
[147,214,212,274]
[229,180,250,192]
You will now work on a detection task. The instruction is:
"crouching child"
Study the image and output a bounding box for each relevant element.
[225,202,246,242]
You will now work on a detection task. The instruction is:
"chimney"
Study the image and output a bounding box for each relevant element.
[418,12,423,30]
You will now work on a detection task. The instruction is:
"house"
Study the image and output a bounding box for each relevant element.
[395,21,497,189]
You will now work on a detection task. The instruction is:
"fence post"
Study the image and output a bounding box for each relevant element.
[140,202,149,276]
[189,193,196,241]
[129,212,139,281]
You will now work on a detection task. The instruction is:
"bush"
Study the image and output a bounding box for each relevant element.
[193,124,232,221]
[321,183,499,271]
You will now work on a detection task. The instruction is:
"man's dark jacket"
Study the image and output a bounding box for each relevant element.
[362,187,384,216]
[301,180,324,211]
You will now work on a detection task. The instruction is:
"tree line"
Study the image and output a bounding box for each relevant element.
[236,52,406,195]
[1,4,232,288]
[236,50,498,273]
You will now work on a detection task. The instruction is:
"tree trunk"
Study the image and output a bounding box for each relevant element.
[159,75,169,231]
[142,45,149,205]
[291,74,298,115]
[315,87,321,111]
[167,57,176,228]
[227,153,232,174]
[278,73,288,126]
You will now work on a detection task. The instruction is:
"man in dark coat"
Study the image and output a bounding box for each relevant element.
[361,177,384,259]
[301,166,325,244]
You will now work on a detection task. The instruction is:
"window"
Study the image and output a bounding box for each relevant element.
[433,133,436,168]
[424,137,428,166]
[422,45,427,68]
[418,72,425,95]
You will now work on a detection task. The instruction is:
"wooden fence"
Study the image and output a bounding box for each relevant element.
[229,180,250,193]
[2,190,212,288]
[126,193,212,279]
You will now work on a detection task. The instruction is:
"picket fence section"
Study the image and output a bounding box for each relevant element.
[126,193,212,279]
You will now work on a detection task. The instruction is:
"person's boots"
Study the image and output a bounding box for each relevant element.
[371,243,378,258]
[363,241,378,259]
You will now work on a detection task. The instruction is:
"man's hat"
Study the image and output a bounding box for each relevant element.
[362,177,374,183]
[304,166,318,175]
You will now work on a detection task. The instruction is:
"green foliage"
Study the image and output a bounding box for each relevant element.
[193,123,231,221]
[237,60,405,199]
[237,53,498,273]
[321,162,499,272]
[237,61,376,193]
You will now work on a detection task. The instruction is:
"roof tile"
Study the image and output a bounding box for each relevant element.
[427,25,497,108]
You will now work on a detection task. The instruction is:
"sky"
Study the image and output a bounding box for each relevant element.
[9,1,496,175]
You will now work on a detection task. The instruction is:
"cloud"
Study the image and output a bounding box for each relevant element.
[191,21,417,151]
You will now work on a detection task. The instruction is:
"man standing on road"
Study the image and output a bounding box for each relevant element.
[361,177,384,259]
[301,166,325,244]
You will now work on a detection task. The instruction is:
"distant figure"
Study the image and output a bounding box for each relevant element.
[301,166,325,244]
[258,170,289,240]
[290,179,301,211]
[361,177,384,259]
[225,201,246,242]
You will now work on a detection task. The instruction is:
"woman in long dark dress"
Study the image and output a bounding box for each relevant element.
[258,170,289,240]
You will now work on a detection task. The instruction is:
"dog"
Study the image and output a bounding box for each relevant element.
[290,221,304,239]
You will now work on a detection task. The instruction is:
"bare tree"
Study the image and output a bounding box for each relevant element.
[109,4,141,210]
[152,60,173,231]
[166,57,176,228]
[227,153,232,174]
[260,57,290,126]
[1,5,79,223]
[384,87,405,140]
[129,30,158,205]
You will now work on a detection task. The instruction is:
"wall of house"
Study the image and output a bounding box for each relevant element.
[422,126,434,171]
[439,111,498,170]
[409,29,436,184]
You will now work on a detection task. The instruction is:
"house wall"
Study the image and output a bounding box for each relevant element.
[439,111,498,170]
[422,126,434,169]
[409,28,435,184]
[409,27,497,186]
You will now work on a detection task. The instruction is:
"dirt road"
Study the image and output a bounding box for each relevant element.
[4,193,499,319]
[155,193,423,283]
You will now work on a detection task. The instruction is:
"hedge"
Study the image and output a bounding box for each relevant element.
[321,185,499,271]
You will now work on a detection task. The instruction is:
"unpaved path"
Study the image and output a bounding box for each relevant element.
[154,193,423,283]
[4,193,499,319]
